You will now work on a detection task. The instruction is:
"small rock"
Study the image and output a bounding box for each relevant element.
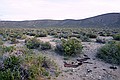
[110,66,117,70]
[72,68,75,72]
[71,62,74,64]
[93,67,97,69]
[87,69,92,73]
[69,73,73,75]
[103,69,106,71]
[82,78,86,80]
[98,76,102,79]
[86,74,88,77]
[84,54,88,57]
[92,58,95,60]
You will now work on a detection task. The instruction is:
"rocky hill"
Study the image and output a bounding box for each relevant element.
[0,13,120,28]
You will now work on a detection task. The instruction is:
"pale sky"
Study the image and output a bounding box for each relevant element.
[0,0,120,21]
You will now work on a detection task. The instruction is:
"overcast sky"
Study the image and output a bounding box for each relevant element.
[0,0,120,21]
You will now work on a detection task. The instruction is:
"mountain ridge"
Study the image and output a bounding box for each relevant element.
[0,13,120,28]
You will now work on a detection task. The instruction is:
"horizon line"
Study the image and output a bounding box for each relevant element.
[1,12,120,21]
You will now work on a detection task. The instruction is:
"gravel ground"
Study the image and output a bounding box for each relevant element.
[3,36,120,80]
[37,42,120,80]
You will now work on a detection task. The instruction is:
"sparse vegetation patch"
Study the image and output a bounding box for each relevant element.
[56,38,83,56]
[97,41,120,65]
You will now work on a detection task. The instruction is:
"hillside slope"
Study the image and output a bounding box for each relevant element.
[0,13,120,28]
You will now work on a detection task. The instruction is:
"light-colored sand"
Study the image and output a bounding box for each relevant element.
[34,36,120,80]
[3,36,120,80]
[37,35,58,47]
[33,41,120,80]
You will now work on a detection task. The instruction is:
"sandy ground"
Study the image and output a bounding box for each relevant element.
[37,35,61,47]
[3,39,25,47]
[34,36,120,80]
[3,35,120,80]
[37,42,120,80]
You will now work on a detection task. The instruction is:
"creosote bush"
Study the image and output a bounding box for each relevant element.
[25,38,40,49]
[2,46,15,53]
[39,42,51,50]
[87,33,97,38]
[113,34,120,41]
[10,38,19,44]
[35,33,47,37]
[25,38,51,50]
[0,38,3,45]
[79,35,90,42]
[0,48,59,80]
[97,41,120,65]
[26,32,36,36]
[56,38,83,56]
[0,55,22,80]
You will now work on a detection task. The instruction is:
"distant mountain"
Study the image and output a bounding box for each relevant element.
[0,13,120,28]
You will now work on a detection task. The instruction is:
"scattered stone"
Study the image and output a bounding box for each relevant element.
[92,58,95,60]
[71,62,74,64]
[87,69,92,73]
[72,68,75,72]
[93,67,97,69]
[83,62,93,64]
[98,76,102,79]
[84,54,88,57]
[103,69,106,71]
[69,73,73,75]
[64,61,82,68]
[73,77,75,79]
[77,57,90,62]
[109,66,117,70]
[86,74,88,77]
[82,78,86,80]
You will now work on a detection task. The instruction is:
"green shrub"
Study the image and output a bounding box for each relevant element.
[3,56,21,69]
[113,34,120,41]
[21,35,27,39]
[0,68,21,80]
[56,38,83,56]
[97,41,120,65]
[26,32,36,36]
[35,33,47,37]
[10,38,19,44]
[39,42,51,50]
[9,33,22,39]
[2,46,15,53]
[59,34,69,39]
[99,32,107,36]
[15,46,34,54]
[49,32,57,36]
[25,38,40,49]
[25,38,51,50]
[0,38,3,45]
[87,33,97,38]
[9,33,18,38]
[69,34,80,38]
[79,35,90,42]
[0,56,21,80]
[24,54,58,80]
[0,53,58,80]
